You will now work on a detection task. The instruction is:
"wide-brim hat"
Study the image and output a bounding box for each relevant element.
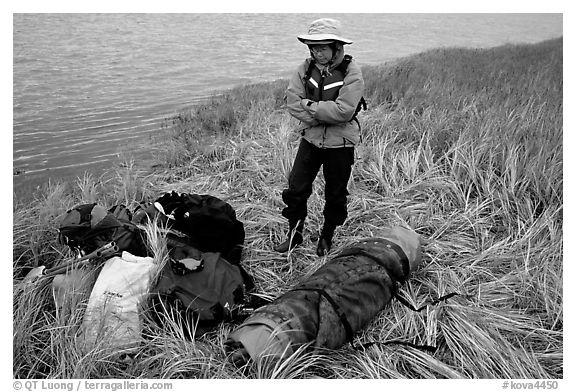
[297,18,353,45]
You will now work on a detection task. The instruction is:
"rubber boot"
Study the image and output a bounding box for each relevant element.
[274,220,305,253]
[316,224,335,257]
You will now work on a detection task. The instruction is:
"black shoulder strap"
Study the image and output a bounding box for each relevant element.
[335,54,353,74]
[335,55,368,119]
[304,59,316,82]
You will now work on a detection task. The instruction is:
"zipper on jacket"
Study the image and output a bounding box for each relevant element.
[319,70,327,144]
[318,69,327,100]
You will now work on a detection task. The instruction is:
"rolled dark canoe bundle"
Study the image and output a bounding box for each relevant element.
[225,226,423,364]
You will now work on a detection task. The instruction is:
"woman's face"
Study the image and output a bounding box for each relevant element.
[309,44,333,65]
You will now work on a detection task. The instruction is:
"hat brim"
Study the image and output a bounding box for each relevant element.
[297,34,353,45]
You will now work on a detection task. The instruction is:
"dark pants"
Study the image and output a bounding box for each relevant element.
[281,139,355,228]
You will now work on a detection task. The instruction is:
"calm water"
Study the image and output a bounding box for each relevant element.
[12,13,563,195]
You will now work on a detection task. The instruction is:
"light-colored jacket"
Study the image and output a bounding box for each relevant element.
[286,53,365,148]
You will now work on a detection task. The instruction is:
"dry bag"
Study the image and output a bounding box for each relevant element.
[225,226,422,364]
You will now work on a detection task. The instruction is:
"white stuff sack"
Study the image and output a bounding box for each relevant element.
[80,251,157,352]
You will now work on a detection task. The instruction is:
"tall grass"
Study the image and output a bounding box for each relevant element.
[13,38,562,379]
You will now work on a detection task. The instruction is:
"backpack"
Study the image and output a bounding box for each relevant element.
[134,191,245,264]
[304,54,368,121]
[149,245,251,338]
[58,203,148,257]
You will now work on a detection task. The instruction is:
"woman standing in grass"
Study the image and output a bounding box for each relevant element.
[275,18,365,256]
